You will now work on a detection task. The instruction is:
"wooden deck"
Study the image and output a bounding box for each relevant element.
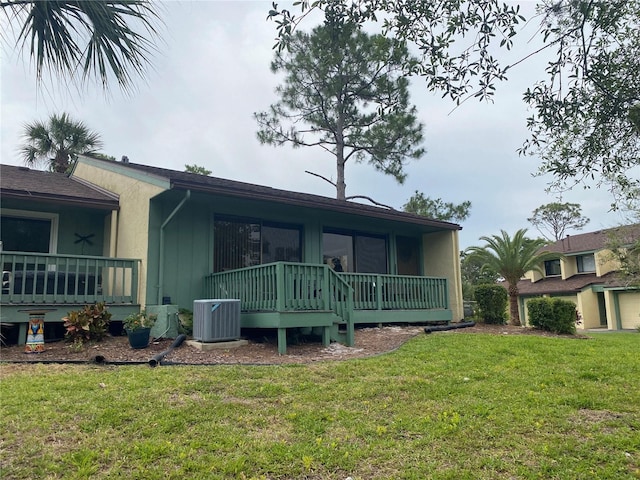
[204,262,451,353]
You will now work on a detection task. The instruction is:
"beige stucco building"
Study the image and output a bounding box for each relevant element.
[515,226,640,330]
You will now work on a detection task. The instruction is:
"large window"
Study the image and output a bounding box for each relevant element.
[322,231,388,274]
[577,253,596,273]
[262,224,301,264]
[544,259,561,276]
[213,217,301,272]
[0,210,58,253]
[396,236,421,276]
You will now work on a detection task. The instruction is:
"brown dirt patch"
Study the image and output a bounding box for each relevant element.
[0,323,585,366]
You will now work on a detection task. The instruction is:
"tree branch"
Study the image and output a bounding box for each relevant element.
[305,170,336,187]
[345,195,395,210]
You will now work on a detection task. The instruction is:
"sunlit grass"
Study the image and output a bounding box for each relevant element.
[2,332,639,479]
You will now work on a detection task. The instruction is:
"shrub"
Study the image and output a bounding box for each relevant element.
[474,284,508,324]
[527,297,577,334]
[123,310,156,332]
[178,308,193,336]
[63,302,112,343]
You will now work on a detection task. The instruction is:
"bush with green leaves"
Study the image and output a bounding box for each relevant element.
[473,284,508,324]
[62,302,112,343]
[527,297,577,335]
[178,308,193,336]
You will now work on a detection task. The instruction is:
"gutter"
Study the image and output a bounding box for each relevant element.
[158,190,191,304]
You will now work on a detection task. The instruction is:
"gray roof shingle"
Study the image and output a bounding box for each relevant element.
[507,271,624,296]
[542,225,640,254]
[81,156,462,231]
[1,164,119,210]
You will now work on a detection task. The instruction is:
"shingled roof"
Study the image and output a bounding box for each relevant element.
[542,224,640,254]
[79,156,462,231]
[1,164,119,210]
[509,271,624,296]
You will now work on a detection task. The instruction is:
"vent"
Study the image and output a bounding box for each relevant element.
[193,299,241,342]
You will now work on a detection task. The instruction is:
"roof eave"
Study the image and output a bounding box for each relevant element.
[1,190,119,211]
[170,180,461,231]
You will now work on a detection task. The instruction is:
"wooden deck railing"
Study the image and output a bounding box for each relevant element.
[1,252,140,305]
[341,273,449,311]
[204,263,448,315]
[204,262,353,321]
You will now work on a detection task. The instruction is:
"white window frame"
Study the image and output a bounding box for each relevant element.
[1,208,59,254]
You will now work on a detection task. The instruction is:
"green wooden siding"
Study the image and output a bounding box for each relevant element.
[150,191,431,311]
[1,201,109,257]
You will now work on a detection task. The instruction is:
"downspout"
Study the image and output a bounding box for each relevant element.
[158,190,191,305]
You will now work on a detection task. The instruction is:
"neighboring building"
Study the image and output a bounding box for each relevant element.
[514,226,640,330]
[2,157,465,353]
[0,164,141,343]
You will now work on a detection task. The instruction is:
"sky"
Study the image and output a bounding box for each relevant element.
[0,1,632,249]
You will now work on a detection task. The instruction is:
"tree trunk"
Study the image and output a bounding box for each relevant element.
[335,114,346,200]
[336,158,346,200]
[508,284,521,326]
[53,151,70,173]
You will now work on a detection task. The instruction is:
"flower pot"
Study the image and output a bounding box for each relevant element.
[126,327,151,349]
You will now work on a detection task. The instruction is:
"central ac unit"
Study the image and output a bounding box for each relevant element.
[193,299,241,342]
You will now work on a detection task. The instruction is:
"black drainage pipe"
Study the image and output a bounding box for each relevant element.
[424,321,476,334]
[148,334,187,367]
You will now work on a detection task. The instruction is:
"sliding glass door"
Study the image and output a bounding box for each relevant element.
[322,231,388,274]
[213,217,301,272]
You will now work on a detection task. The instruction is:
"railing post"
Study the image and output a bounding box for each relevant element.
[444,279,450,309]
[131,260,140,304]
[322,265,330,311]
[345,285,355,346]
[375,274,382,310]
[276,263,286,312]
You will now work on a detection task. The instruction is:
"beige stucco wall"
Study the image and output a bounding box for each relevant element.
[525,269,543,282]
[596,249,620,276]
[73,158,167,308]
[576,289,600,330]
[619,291,640,329]
[602,291,617,330]
[422,230,463,321]
[561,256,577,279]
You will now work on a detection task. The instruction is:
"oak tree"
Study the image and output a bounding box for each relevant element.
[527,202,590,241]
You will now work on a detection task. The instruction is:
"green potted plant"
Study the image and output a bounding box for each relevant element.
[123,310,157,349]
[63,302,112,347]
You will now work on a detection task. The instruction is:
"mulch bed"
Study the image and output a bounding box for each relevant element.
[0,323,587,367]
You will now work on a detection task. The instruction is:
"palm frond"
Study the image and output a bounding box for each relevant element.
[2,0,161,93]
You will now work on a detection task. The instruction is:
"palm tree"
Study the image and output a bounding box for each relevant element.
[466,229,557,326]
[20,113,103,173]
[1,1,160,92]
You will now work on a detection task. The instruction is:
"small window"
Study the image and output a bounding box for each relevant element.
[577,254,596,273]
[544,259,561,276]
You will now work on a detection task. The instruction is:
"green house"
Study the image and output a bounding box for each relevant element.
[2,157,464,353]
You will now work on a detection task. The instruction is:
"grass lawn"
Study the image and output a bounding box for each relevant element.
[1,331,639,479]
